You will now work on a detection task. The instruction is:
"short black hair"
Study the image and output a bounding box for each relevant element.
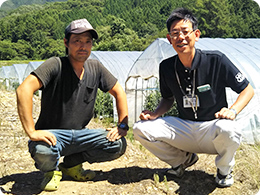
[166,8,198,32]
[64,33,72,55]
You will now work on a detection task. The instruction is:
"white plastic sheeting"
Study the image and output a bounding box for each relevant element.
[0,65,16,89]
[90,51,142,89]
[13,64,28,84]
[0,52,142,122]
[0,64,27,89]
[89,51,142,121]
[23,61,44,81]
[127,38,175,81]
[126,38,260,88]
[126,38,260,144]
[0,51,142,90]
[0,62,44,90]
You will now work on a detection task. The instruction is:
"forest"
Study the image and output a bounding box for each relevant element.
[0,0,67,13]
[0,0,259,60]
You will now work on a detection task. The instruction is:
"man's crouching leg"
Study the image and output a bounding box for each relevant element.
[28,141,62,191]
[61,134,127,181]
[213,119,241,187]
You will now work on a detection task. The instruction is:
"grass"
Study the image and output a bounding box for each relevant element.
[147,143,260,194]
[0,60,44,68]
[235,143,260,191]
[0,82,7,90]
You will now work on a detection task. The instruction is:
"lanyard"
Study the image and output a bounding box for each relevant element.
[174,57,198,119]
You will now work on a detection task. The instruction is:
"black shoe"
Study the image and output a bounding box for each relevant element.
[215,169,234,187]
[166,153,199,177]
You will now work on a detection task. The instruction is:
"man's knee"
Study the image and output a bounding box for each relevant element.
[133,120,160,144]
[133,121,146,138]
[117,136,127,156]
[29,141,60,172]
[214,119,241,144]
[79,136,127,164]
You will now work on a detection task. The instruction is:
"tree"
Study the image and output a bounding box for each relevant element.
[41,39,65,59]
[0,40,17,60]
[191,0,233,38]
[0,0,260,60]
[111,17,126,37]
[228,0,260,38]
[13,39,34,59]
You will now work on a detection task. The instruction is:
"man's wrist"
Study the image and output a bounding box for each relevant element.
[117,122,129,131]
[229,108,237,116]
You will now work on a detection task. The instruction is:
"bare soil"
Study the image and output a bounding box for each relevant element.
[0,89,259,195]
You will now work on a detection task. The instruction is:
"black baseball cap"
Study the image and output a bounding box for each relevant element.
[65,18,98,39]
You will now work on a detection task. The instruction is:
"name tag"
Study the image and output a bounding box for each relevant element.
[183,95,200,108]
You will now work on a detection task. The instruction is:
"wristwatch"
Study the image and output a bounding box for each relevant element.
[117,122,129,131]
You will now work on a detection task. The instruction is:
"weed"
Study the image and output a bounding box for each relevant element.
[153,172,160,187]
[163,175,170,193]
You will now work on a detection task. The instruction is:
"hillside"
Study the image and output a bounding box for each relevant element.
[0,88,259,194]
[0,0,67,11]
[0,0,260,61]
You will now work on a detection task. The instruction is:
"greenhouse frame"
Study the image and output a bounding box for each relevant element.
[0,38,259,143]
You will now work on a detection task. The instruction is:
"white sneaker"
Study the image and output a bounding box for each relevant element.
[166,153,199,177]
[215,169,234,187]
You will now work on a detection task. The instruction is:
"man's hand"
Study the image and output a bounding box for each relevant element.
[215,84,254,120]
[29,130,57,146]
[106,127,127,142]
[139,110,158,120]
[215,107,236,120]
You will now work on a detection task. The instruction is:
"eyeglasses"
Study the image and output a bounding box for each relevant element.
[169,29,195,38]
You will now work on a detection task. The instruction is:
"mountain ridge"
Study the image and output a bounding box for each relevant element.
[0,0,67,11]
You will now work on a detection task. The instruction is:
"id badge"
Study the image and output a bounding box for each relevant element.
[183,95,200,108]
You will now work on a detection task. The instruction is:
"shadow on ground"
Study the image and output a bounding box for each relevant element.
[0,166,216,195]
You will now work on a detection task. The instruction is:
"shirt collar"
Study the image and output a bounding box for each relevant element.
[190,48,201,70]
[176,49,201,71]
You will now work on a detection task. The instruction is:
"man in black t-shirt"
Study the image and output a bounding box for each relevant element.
[16,19,129,191]
[133,8,254,188]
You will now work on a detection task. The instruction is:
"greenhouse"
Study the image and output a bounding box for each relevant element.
[89,51,142,120]
[13,64,28,84]
[126,38,260,144]
[0,38,259,144]
[0,62,44,90]
[90,51,142,89]
[23,61,45,81]
[0,51,142,119]
[0,64,28,89]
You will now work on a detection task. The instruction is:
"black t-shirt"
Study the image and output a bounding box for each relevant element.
[160,49,249,121]
[32,57,117,130]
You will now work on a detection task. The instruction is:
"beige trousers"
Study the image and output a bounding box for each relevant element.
[133,116,241,175]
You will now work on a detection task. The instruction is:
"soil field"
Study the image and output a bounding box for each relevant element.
[0,89,259,195]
